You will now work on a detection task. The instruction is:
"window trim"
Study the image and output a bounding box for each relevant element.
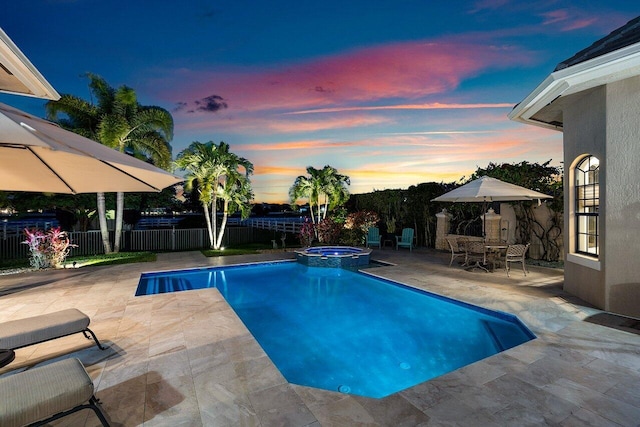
[574,155,599,258]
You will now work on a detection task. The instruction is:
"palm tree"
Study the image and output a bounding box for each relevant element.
[174,141,253,249]
[319,165,350,220]
[289,165,350,225]
[289,167,321,225]
[47,73,173,253]
[216,171,254,249]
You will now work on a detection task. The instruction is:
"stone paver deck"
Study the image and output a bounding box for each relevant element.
[1,248,639,426]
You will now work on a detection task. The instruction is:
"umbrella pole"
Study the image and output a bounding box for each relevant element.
[482,200,487,242]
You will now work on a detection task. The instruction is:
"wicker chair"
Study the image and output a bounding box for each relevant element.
[505,243,530,277]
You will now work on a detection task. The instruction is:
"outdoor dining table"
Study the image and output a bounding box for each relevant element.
[484,243,508,270]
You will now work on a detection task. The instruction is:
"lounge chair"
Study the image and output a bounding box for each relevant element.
[0,358,110,426]
[445,236,467,267]
[365,227,381,248]
[396,228,414,252]
[0,309,106,351]
[505,243,530,277]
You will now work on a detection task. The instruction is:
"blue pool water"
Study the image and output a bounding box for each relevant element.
[136,261,534,398]
[302,246,364,256]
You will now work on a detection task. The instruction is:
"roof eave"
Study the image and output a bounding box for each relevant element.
[0,27,60,100]
[508,42,640,130]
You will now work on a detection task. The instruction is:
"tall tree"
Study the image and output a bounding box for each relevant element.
[290,168,321,225]
[46,73,173,252]
[289,165,350,226]
[174,141,253,249]
[319,165,350,220]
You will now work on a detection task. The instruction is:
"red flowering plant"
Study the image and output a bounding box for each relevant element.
[22,227,77,269]
[298,218,316,247]
[47,227,77,268]
[316,218,342,245]
[22,228,48,269]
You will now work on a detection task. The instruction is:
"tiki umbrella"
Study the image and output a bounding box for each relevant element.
[432,176,552,238]
[0,102,183,193]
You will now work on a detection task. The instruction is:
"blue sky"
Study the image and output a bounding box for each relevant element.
[1,1,637,202]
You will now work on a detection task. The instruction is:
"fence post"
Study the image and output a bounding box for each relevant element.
[172,226,176,251]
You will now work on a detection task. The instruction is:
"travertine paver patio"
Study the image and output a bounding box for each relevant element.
[1,248,639,426]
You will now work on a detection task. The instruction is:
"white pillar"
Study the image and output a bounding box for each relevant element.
[435,208,452,250]
[482,208,502,242]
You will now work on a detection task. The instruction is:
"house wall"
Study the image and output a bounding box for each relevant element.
[562,87,607,310]
[604,76,640,318]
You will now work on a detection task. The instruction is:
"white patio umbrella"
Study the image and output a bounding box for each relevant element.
[432,176,552,238]
[432,176,552,204]
[0,102,183,194]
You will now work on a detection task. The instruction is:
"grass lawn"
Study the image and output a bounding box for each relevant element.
[201,242,276,257]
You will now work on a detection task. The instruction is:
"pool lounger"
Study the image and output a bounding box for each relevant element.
[0,309,106,352]
[0,357,110,427]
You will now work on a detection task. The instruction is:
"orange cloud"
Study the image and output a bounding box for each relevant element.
[264,115,391,133]
[246,140,324,151]
[254,165,306,176]
[245,125,562,203]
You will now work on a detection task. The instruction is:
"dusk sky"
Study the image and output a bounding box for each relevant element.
[1,1,637,203]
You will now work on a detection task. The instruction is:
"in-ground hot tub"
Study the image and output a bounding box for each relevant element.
[295,246,372,268]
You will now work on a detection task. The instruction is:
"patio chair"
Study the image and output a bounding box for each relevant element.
[396,228,414,252]
[505,243,530,277]
[365,227,381,248]
[445,236,467,267]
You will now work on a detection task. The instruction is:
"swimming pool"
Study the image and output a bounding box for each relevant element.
[136,261,534,398]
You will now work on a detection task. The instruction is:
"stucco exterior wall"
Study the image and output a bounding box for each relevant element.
[604,76,640,317]
[562,86,607,310]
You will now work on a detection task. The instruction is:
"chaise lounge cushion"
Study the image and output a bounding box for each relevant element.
[0,358,94,427]
[0,309,90,350]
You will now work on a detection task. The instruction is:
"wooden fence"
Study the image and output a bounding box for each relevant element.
[244,218,303,234]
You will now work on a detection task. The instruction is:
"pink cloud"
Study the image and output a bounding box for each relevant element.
[158,36,533,114]
[174,113,391,134]
[468,0,511,14]
[541,9,602,32]
[286,102,515,115]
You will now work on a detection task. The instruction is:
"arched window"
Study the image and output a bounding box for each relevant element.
[575,155,599,256]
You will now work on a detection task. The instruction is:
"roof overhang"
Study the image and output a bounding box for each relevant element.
[508,42,640,131]
[0,27,59,100]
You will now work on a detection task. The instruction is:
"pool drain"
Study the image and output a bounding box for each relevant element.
[338,385,351,393]
[400,362,411,370]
